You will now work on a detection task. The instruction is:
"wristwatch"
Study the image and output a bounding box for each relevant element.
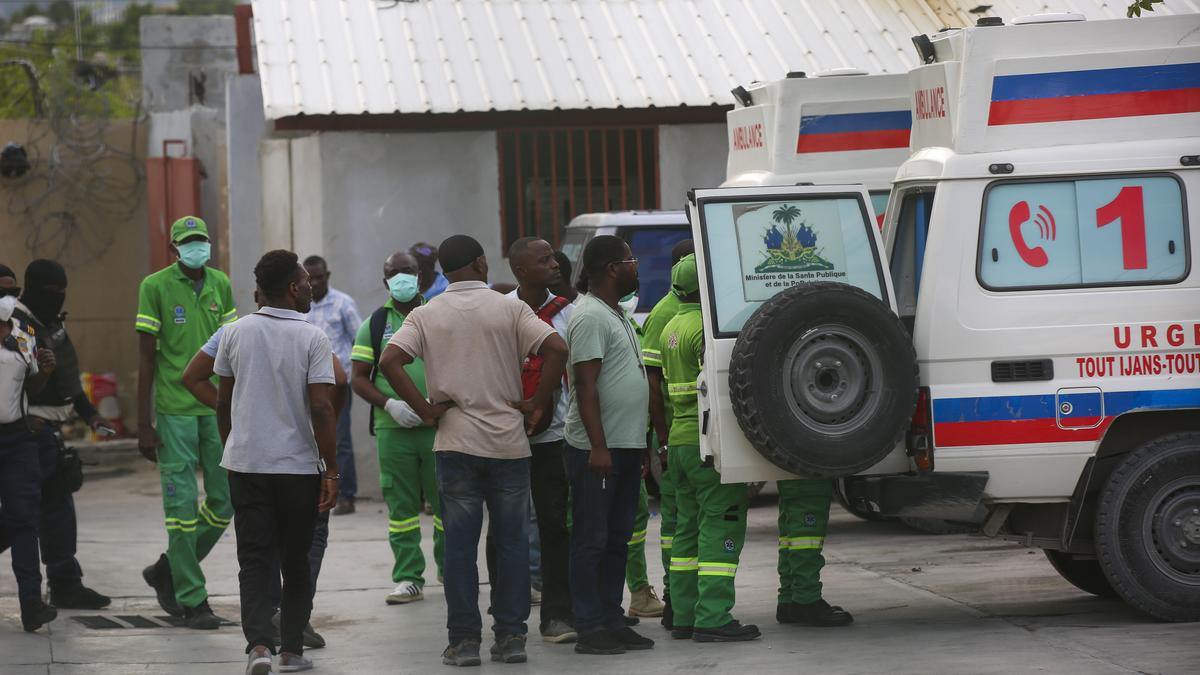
[322,473,341,481]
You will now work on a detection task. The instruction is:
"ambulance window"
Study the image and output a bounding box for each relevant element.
[869,191,890,230]
[620,226,692,312]
[889,189,934,325]
[557,229,590,285]
[979,175,1187,290]
[699,194,885,337]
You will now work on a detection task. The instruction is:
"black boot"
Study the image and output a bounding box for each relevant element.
[50,583,112,610]
[789,598,854,627]
[182,599,222,630]
[691,620,761,643]
[142,553,182,617]
[661,594,674,630]
[21,598,58,632]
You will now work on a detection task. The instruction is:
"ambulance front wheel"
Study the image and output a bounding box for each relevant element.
[1095,432,1200,621]
[729,282,918,479]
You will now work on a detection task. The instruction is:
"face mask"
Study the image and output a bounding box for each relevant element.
[0,295,16,322]
[619,292,639,317]
[387,272,420,303]
[21,288,65,323]
[177,241,211,269]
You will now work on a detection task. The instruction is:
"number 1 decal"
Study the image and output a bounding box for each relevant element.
[1096,186,1147,270]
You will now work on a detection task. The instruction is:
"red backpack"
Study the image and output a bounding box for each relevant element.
[521,296,571,400]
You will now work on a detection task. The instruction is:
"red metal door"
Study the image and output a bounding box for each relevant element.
[145,139,202,271]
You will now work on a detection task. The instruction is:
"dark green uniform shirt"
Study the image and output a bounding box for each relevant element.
[135,264,236,416]
[661,303,704,446]
[350,299,429,430]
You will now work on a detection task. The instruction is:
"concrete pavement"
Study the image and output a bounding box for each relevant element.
[2,458,1197,674]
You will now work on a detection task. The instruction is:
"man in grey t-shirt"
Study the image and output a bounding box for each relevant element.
[214,250,338,675]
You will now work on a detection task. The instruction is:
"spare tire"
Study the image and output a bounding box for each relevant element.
[729,282,918,478]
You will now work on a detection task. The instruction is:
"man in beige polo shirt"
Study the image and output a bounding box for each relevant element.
[378,235,568,668]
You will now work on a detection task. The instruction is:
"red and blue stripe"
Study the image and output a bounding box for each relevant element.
[796,110,912,153]
[988,62,1200,126]
[932,387,1200,447]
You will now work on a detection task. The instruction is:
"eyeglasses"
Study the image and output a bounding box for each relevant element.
[611,258,639,266]
[0,287,20,298]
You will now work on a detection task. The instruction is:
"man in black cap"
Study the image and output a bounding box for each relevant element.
[4,259,112,609]
[379,234,568,667]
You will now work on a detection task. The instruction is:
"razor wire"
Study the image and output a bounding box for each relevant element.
[3,59,144,268]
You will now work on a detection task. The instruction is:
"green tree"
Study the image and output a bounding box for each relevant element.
[1126,0,1163,16]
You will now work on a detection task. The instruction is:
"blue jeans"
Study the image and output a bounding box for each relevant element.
[336,393,356,499]
[437,451,530,643]
[565,444,642,637]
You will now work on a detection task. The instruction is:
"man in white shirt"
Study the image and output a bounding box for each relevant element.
[214,250,338,675]
[499,237,575,643]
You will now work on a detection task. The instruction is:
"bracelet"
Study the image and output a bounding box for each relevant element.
[322,473,341,481]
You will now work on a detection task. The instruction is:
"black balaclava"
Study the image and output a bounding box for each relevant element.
[21,258,68,323]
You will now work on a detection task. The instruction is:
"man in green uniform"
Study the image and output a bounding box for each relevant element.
[776,479,853,625]
[637,240,691,628]
[350,251,443,605]
[661,255,758,643]
[135,216,236,629]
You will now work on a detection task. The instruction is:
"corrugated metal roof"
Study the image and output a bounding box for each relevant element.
[251,0,1199,120]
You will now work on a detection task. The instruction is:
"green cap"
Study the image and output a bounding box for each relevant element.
[170,216,209,244]
[671,253,699,297]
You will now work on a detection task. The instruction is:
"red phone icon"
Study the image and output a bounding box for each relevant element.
[1009,200,1048,268]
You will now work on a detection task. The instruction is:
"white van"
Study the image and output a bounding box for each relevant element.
[689,13,1200,621]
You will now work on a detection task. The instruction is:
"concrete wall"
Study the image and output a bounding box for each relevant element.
[0,119,148,429]
[141,15,238,263]
[658,123,729,209]
[225,74,267,311]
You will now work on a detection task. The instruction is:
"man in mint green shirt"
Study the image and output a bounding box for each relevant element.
[135,216,236,629]
[563,235,652,655]
[350,251,443,605]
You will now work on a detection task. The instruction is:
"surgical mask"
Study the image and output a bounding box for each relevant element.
[619,292,639,317]
[387,272,420,303]
[177,241,211,269]
[0,295,15,322]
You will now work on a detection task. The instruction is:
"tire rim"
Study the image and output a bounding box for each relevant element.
[1143,476,1200,586]
[781,324,883,435]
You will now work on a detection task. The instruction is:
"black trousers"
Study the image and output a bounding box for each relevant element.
[229,471,320,655]
[487,440,572,627]
[32,425,83,590]
[0,427,42,604]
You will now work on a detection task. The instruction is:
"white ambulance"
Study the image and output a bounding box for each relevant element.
[689,13,1200,621]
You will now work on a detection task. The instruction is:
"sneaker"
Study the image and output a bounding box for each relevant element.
[246,646,272,675]
[574,631,626,655]
[142,553,182,617]
[20,598,57,632]
[490,634,528,664]
[786,598,854,627]
[50,584,111,610]
[277,651,314,672]
[670,626,693,640]
[386,580,424,604]
[332,498,355,516]
[442,638,482,667]
[627,585,664,618]
[182,599,222,630]
[622,614,640,626]
[611,626,654,650]
[691,620,761,643]
[540,618,577,643]
[530,586,542,605]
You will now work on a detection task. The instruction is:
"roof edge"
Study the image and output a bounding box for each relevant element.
[272,106,731,132]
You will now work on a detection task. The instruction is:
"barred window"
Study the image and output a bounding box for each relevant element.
[498,127,659,252]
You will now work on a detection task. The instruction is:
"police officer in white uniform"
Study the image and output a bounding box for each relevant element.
[0,263,58,632]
